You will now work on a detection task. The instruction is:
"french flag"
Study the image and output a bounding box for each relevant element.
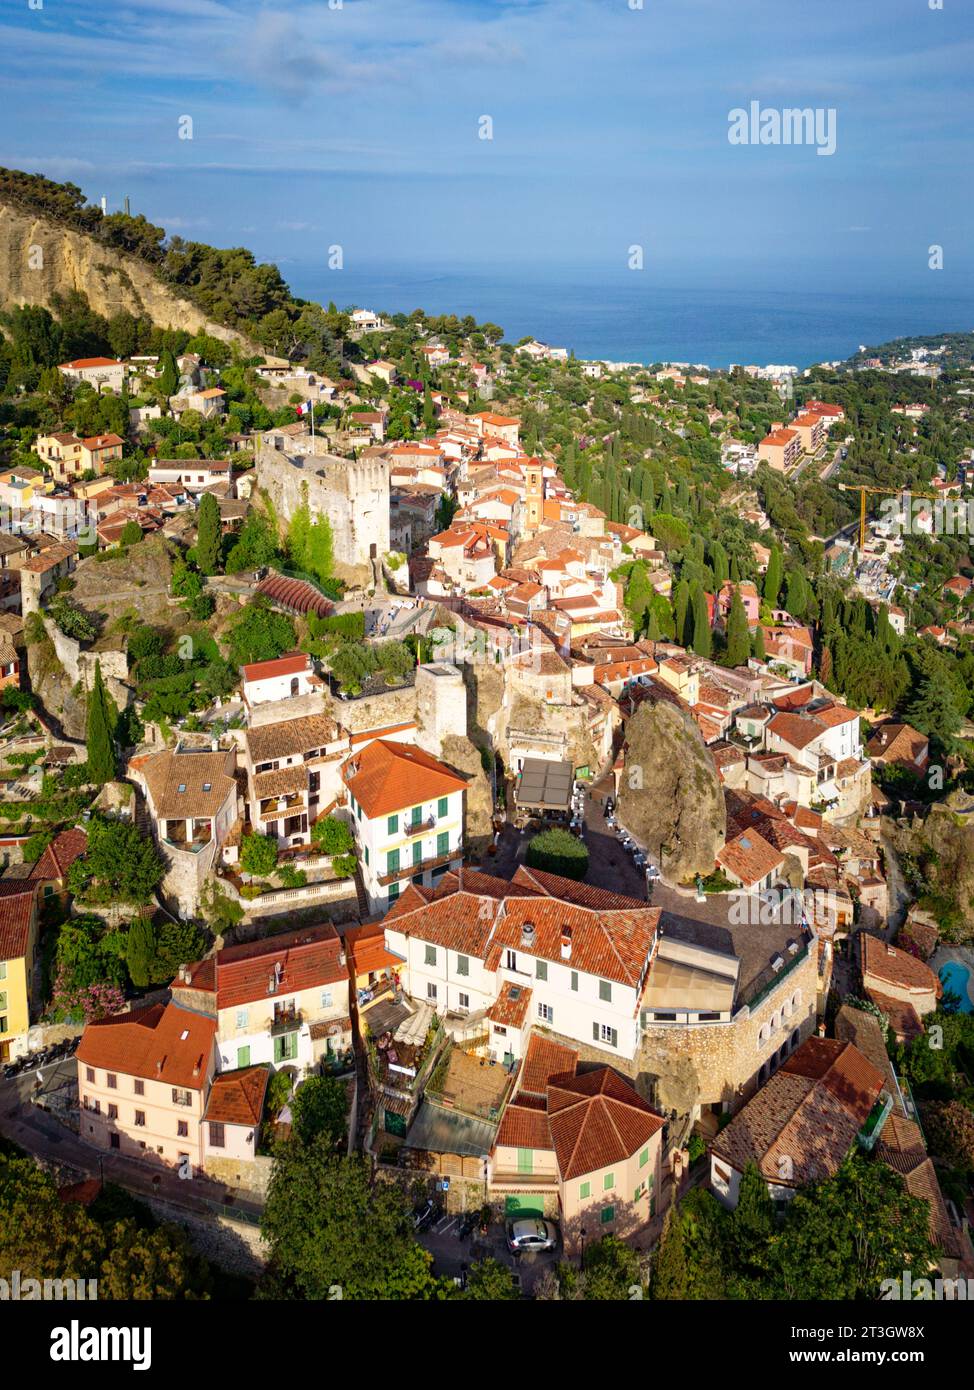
[295,400,313,417]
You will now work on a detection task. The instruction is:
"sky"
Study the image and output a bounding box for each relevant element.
[1,0,972,299]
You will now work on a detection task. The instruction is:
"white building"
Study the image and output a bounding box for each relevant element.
[381,865,660,1062]
[343,739,467,912]
[241,652,318,710]
[57,357,126,393]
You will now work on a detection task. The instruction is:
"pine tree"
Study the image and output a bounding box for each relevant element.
[764,545,783,607]
[907,666,962,746]
[785,569,808,620]
[724,587,750,667]
[195,492,222,577]
[86,660,117,783]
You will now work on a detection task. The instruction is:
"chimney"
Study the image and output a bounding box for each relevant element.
[100,195,107,215]
[520,920,536,949]
[155,1059,163,1075]
[179,963,190,984]
[124,196,131,216]
[560,925,572,961]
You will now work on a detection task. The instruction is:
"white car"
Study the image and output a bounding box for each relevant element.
[506,1218,559,1253]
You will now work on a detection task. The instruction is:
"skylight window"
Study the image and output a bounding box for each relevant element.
[177,783,186,793]
[203,782,211,792]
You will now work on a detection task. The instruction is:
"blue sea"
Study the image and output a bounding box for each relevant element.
[289,262,974,371]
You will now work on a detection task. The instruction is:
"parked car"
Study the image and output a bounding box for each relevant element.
[506,1218,559,1254]
[646,863,661,882]
[457,1210,479,1241]
[412,1198,442,1233]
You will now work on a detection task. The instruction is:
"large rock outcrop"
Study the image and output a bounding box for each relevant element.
[0,200,255,349]
[889,789,974,943]
[617,698,725,884]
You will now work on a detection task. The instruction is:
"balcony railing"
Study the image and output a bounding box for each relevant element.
[270,1009,303,1035]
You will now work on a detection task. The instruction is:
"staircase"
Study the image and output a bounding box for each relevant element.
[352,862,371,921]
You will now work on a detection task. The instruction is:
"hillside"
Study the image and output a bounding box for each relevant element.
[0,196,256,352]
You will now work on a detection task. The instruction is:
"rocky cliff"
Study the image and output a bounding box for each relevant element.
[617,698,725,884]
[0,199,253,348]
[890,790,974,943]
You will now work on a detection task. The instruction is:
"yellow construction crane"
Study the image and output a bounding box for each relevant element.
[837,482,940,551]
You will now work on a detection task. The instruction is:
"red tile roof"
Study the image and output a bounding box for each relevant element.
[547,1068,664,1180]
[77,1002,216,1089]
[213,922,345,1009]
[0,882,35,960]
[241,652,311,683]
[343,739,467,818]
[204,1065,269,1126]
[29,827,87,883]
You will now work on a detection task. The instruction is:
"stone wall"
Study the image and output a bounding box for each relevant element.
[637,948,819,1128]
[255,438,390,578]
[337,683,419,735]
[44,618,129,707]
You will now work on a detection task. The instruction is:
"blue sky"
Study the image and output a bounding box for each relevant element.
[2,0,972,295]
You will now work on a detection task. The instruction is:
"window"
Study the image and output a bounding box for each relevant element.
[364,846,369,866]
[209,1123,225,1149]
[177,1120,188,1138]
[0,1016,5,1035]
[427,982,438,1002]
[600,1205,615,1224]
[437,797,448,817]
[0,963,5,980]
[634,1183,645,1202]
[599,980,612,1003]
[537,1002,553,1024]
[412,839,422,866]
[505,949,517,971]
[535,959,548,981]
[387,848,400,876]
[603,1172,615,1191]
[237,1045,251,1068]
[493,1024,507,1037]
[134,1079,144,1096]
[594,1023,618,1048]
[713,1162,731,1184]
[236,1008,249,1029]
[0,992,6,1012]
[425,944,437,967]
[387,814,399,835]
[135,1111,146,1127]
[639,1146,649,1168]
[320,989,333,1009]
[388,882,399,903]
[517,1148,533,1174]
[436,830,449,857]
[107,1103,118,1120]
[570,971,579,992]
[458,991,470,1011]
[86,1066,95,1084]
[579,1181,591,1199]
[456,953,469,977]
[274,1033,298,1063]
[172,1088,192,1107]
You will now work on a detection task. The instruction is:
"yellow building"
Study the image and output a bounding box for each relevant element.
[0,885,39,1061]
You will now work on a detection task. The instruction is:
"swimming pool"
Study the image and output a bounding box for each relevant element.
[939,961,974,1014]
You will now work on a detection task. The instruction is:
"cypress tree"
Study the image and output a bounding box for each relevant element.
[764,545,783,607]
[651,1209,689,1300]
[195,491,222,577]
[690,582,712,658]
[672,580,690,648]
[86,660,117,783]
[725,587,750,667]
[752,624,767,661]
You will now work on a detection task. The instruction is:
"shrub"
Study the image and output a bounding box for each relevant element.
[525,827,589,881]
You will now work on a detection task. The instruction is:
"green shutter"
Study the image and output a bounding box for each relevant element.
[579,1181,591,1199]
[436,830,449,857]
[571,971,578,992]
[516,1148,533,1174]
[237,1045,250,1068]
[387,848,400,875]
[387,814,398,834]
[536,960,547,981]
[388,882,400,902]
[437,796,448,817]
[600,1205,615,1224]
[593,1022,600,1042]
[413,840,422,865]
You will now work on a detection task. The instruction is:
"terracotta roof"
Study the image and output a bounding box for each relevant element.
[486,980,533,1029]
[876,1115,958,1256]
[866,722,928,766]
[242,653,311,683]
[717,830,785,886]
[204,1065,269,1126]
[76,1002,216,1089]
[547,1068,664,1180]
[344,739,466,818]
[213,922,345,1010]
[344,921,401,977]
[0,882,35,960]
[518,1034,579,1095]
[862,935,939,996]
[138,746,237,820]
[246,713,340,764]
[29,827,87,883]
[712,1038,885,1186]
[862,987,923,1041]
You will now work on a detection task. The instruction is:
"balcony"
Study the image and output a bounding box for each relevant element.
[377,846,458,887]
[270,1008,303,1036]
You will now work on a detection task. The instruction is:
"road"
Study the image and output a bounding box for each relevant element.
[417,1206,560,1294]
[0,1062,262,1223]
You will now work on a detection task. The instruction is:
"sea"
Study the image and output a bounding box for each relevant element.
[289,262,974,371]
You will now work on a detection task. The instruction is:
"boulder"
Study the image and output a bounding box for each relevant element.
[617,698,724,883]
